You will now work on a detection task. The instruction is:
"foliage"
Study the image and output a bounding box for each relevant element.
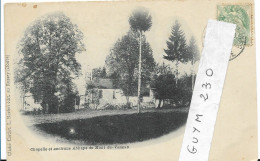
[129,7,152,112]
[16,12,85,113]
[163,20,190,85]
[153,62,173,76]
[85,81,101,107]
[129,7,152,33]
[151,74,176,100]
[102,103,131,110]
[187,36,200,90]
[86,81,96,90]
[164,20,190,62]
[105,30,155,97]
[59,92,77,113]
[187,37,200,65]
[85,82,101,107]
[151,73,192,108]
[173,75,192,106]
[92,67,107,79]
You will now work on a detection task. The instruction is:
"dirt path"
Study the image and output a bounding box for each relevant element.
[22,107,189,125]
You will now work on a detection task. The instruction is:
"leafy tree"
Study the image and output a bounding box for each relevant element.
[129,7,152,33]
[164,20,190,86]
[175,75,192,106]
[151,74,192,108]
[151,74,176,108]
[105,30,155,107]
[16,12,85,114]
[129,7,152,113]
[187,36,200,90]
[85,81,101,109]
[92,67,107,79]
[153,62,173,76]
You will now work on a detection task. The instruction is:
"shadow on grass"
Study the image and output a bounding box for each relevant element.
[36,111,188,144]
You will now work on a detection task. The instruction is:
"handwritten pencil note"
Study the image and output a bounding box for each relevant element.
[178,20,236,161]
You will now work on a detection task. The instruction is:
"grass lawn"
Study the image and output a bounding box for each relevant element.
[35,110,188,144]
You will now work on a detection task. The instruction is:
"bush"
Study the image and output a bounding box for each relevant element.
[172,87,192,107]
[102,103,132,110]
[103,104,119,110]
[59,93,77,113]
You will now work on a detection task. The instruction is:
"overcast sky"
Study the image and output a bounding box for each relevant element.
[72,6,200,77]
[70,6,201,93]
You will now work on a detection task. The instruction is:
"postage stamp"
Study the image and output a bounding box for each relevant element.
[217,4,253,60]
[217,4,253,46]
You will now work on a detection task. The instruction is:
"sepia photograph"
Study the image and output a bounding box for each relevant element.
[15,6,200,145]
[3,1,257,161]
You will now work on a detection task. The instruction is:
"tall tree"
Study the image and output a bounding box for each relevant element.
[16,12,85,113]
[187,36,200,91]
[105,30,155,107]
[129,7,152,113]
[164,20,189,86]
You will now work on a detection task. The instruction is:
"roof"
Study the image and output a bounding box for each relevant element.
[87,79,116,89]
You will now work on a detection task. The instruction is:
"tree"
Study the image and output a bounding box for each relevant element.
[92,67,107,79]
[105,30,155,107]
[85,81,102,109]
[187,36,200,90]
[16,12,85,114]
[176,74,193,106]
[151,74,192,108]
[164,20,190,86]
[153,62,173,76]
[151,74,176,108]
[129,7,152,113]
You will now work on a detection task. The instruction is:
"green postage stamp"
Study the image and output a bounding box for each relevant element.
[217,4,253,46]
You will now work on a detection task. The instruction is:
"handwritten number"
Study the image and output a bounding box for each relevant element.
[200,94,208,101]
[202,82,211,89]
[206,68,213,77]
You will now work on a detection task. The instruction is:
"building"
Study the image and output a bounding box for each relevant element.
[85,79,156,110]
[22,93,42,111]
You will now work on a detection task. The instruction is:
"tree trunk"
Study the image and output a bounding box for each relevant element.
[22,94,25,111]
[175,60,179,87]
[75,98,77,110]
[191,59,195,91]
[157,99,162,108]
[162,99,165,108]
[137,31,142,113]
[126,96,130,108]
[46,103,49,114]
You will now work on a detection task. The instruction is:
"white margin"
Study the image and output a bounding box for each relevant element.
[1,0,260,160]
[255,0,260,159]
[1,0,6,159]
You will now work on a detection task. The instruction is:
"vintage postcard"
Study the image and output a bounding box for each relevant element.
[4,0,257,161]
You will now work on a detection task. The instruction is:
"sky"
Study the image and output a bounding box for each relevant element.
[71,5,200,77]
[70,5,201,93]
